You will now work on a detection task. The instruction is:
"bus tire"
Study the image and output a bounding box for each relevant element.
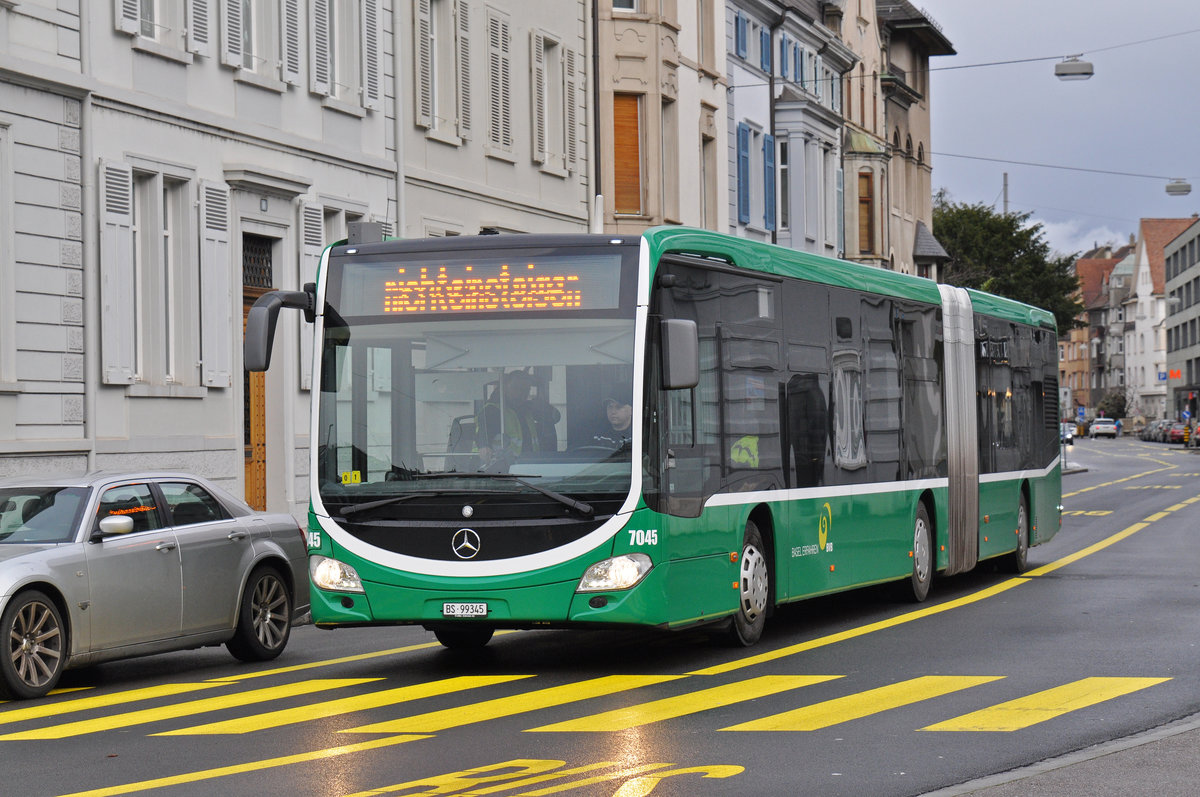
[727,520,769,646]
[1002,493,1030,573]
[907,503,933,602]
[433,625,494,650]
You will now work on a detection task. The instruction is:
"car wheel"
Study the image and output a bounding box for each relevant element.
[1,590,66,700]
[727,520,770,646]
[433,625,495,650]
[227,566,292,662]
[1002,494,1030,573]
[906,503,934,602]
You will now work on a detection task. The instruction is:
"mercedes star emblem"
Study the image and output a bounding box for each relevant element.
[452,528,481,559]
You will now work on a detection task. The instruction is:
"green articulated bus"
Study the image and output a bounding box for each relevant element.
[246,225,1063,649]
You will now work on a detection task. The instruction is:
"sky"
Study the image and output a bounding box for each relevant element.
[914,0,1200,258]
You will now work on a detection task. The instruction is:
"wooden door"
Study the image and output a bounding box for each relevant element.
[243,288,268,511]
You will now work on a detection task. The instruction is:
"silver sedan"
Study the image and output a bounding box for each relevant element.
[0,471,310,699]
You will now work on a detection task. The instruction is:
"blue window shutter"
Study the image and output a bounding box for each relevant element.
[760,29,770,71]
[793,44,801,83]
[737,123,750,224]
[764,134,776,231]
[735,13,747,59]
[780,35,788,79]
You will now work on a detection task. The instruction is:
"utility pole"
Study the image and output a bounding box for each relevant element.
[1003,172,1009,214]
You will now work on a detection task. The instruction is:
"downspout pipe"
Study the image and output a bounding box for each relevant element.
[591,0,603,233]
[769,5,802,245]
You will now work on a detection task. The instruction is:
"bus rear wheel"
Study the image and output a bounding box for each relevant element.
[1002,494,1030,573]
[728,520,769,646]
[907,503,933,602]
[433,625,495,650]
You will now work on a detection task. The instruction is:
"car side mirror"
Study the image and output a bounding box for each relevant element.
[97,515,135,536]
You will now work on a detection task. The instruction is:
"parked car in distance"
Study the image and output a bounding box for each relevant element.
[0,471,310,699]
[1089,418,1118,438]
[1139,420,1158,441]
[1167,422,1186,443]
[1060,423,1075,443]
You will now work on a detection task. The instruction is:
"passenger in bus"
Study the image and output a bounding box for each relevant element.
[592,384,633,450]
[477,371,559,465]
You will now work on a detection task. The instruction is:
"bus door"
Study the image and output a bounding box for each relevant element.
[647,257,784,512]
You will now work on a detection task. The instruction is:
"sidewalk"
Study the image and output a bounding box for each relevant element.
[922,712,1200,796]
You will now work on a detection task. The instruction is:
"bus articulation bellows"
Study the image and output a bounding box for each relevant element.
[246,226,1063,649]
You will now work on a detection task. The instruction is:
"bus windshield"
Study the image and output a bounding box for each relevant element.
[315,243,639,520]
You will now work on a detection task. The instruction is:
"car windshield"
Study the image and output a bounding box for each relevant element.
[0,487,90,544]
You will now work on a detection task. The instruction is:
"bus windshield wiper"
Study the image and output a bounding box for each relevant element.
[339,492,425,517]
[469,473,595,518]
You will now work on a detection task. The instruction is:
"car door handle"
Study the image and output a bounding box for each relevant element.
[155,541,177,552]
[227,530,249,541]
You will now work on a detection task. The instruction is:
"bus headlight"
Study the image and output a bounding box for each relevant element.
[577,553,653,592]
[310,555,365,593]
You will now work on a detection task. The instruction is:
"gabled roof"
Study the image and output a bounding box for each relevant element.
[1139,218,1195,294]
[1075,258,1119,310]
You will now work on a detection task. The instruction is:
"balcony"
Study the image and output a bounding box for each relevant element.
[880,64,922,107]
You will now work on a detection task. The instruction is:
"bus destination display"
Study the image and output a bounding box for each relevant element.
[337,253,624,316]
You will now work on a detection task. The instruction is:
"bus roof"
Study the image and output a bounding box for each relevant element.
[641,226,1056,332]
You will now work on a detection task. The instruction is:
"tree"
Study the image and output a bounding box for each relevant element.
[932,194,1084,331]
[1097,390,1127,420]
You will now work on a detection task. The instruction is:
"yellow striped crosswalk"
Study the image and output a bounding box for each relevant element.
[0,678,378,741]
[342,674,684,735]
[528,675,841,732]
[921,677,1172,732]
[156,675,533,736]
[0,672,1173,742]
[721,675,1004,731]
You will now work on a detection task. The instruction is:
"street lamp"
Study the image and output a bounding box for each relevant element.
[1054,55,1094,81]
[1166,179,1192,196]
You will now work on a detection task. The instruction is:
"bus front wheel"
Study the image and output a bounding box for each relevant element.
[728,520,769,646]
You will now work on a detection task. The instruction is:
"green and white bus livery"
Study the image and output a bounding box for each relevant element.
[246,226,1063,648]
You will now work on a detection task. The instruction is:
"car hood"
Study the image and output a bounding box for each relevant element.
[0,543,63,565]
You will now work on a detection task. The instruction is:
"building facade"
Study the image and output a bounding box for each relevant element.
[1165,216,1200,421]
[401,0,592,237]
[877,0,952,280]
[1124,218,1194,423]
[725,0,855,255]
[1,0,400,517]
[596,0,728,233]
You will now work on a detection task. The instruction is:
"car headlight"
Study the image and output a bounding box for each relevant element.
[577,553,653,592]
[310,555,364,593]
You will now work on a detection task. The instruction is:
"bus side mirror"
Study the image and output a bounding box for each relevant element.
[244,287,314,372]
[660,319,699,390]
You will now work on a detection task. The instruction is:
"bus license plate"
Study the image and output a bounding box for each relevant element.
[442,602,488,618]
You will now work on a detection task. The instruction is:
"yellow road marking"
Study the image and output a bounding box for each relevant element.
[157,675,533,736]
[527,675,840,732]
[0,679,377,741]
[341,761,674,797]
[0,683,225,725]
[688,580,1028,676]
[57,734,428,797]
[342,675,683,735]
[922,677,1171,731]
[721,675,1003,731]
[1062,464,1174,498]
